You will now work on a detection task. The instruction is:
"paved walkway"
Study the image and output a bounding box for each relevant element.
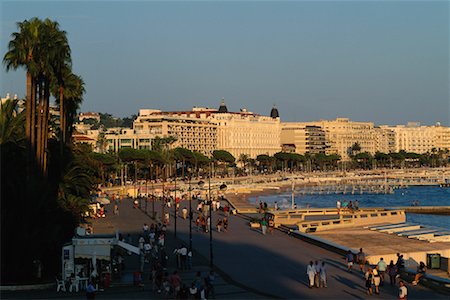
[164,198,447,299]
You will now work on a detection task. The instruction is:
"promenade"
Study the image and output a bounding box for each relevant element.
[159,198,446,299]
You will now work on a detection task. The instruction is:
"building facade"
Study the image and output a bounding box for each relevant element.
[280,124,327,155]
[131,101,281,159]
[133,111,217,156]
[385,122,450,153]
[283,118,376,160]
[105,128,153,152]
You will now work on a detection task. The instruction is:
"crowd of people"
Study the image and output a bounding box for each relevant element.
[336,199,359,214]
[342,248,418,298]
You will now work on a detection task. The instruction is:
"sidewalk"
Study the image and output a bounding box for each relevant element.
[90,198,265,299]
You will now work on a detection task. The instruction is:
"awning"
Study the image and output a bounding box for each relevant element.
[73,237,114,260]
[74,244,111,261]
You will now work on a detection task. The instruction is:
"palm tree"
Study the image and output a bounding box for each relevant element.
[3,18,42,163]
[4,18,72,175]
[52,69,85,146]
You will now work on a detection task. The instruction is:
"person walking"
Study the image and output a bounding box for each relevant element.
[320,261,327,287]
[346,250,355,273]
[223,217,228,232]
[307,261,316,288]
[182,207,188,220]
[365,267,374,295]
[261,218,268,235]
[216,219,223,232]
[357,248,366,273]
[398,280,408,299]
[373,265,381,294]
[377,257,387,286]
[387,260,397,286]
[179,245,188,270]
[337,200,341,214]
[314,261,321,288]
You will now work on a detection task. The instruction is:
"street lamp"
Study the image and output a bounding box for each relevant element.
[174,165,178,238]
[207,168,227,270]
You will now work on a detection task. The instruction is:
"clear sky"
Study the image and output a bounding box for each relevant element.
[1,0,449,125]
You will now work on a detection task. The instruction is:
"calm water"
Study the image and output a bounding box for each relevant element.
[250,186,450,228]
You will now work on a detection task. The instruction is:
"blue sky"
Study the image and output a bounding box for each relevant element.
[1,1,449,125]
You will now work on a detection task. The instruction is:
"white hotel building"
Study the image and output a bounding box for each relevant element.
[104,100,281,159]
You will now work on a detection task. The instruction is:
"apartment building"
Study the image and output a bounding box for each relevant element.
[386,122,450,153]
[280,124,327,155]
[133,111,217,156]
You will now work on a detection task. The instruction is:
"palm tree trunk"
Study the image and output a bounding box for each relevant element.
[30,79,37,155]
[36,79,43,171]
[42,79,50,176]
[59,85,64,153]
[25,72,32,146]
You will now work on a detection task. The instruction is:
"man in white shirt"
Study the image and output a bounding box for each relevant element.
[337,200,341,214]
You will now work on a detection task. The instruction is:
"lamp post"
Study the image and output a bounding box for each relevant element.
[207,162,227,270]
[174,163,177,238]
[187,168,194,251]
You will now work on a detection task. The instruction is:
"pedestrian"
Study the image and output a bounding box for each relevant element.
[182,207,188,220]
[149,230,156,245]
[307,261,316,288]
[170,271,181,298]
[216,218,223,232]
[348,201,353,213]
[173,247,181,269]
[346,250,355,272]
[398,280,408,300]
[158,232,165,247]
[143,223,149,236]
[355,199,359,211]
[206,217,211,233]
[274,201,278,210]
[138,235,145,251]
[179,245,188,270]
[189,282,198,299]
[86,279,96,299]
[377,257,387,286]
[179,284,189,299]
[261,218,268,235]
[268,217,275,234]
[387,260,397,286]
[320,261,327,287]
[357,248,366,273]
[314,261,320,287]
[114,201,119,215]
[223,217,228,232]
[205,270,215,299]
[216,200,221,211]
[396,253,405,279]
[365,267,374,295]
[413,261,426,286]
[373,265,381,294]
[187,248,193,270]
[160,247,168,270]
[337,200,341,214]
[165,212,170,225]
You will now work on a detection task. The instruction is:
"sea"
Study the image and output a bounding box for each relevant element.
[249,185,450,229]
